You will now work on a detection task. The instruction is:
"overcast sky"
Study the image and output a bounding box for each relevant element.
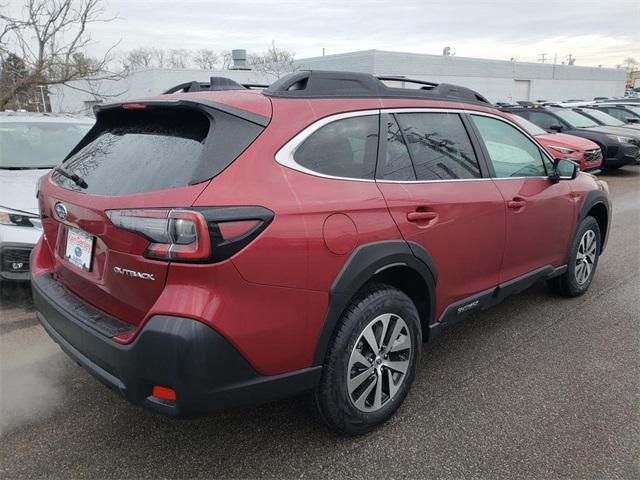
[6,0,640,67]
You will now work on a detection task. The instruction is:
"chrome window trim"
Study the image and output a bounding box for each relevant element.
[274,109,380,183]
[274,107,556,183]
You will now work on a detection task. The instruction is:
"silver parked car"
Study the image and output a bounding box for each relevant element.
[0,112,93,281]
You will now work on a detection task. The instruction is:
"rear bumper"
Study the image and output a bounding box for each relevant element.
[32,273,321,415]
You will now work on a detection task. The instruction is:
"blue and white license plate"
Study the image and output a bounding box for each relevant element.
[64,227,94,272]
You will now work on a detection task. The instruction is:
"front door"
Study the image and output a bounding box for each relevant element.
[469,114,575,283]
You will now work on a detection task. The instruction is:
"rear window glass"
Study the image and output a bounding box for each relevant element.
[293,115,379,180]
[52,106,263,195]
[396,112,481,180]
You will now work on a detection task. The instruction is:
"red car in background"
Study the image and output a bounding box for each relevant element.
[508,113,602,171]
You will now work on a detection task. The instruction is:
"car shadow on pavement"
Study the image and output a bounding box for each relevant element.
[1,280,570,478]
[598,166,640,178]
[0,281,33,310]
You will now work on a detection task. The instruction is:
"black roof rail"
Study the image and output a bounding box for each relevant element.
[242,83,270,89]
[262,70,491,105]
[163,76,250,94]
[375,76,439,89]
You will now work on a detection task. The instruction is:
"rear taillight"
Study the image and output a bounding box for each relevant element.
[107,209,211,262]
[106,206,273,263]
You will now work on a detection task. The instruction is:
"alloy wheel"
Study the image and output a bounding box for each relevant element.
[575,229,597,285]
[347,313,412,412]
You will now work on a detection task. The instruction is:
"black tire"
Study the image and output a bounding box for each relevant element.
[314,283,421,435]
[547,216,601,297]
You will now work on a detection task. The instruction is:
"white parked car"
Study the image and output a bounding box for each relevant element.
[0,112,93,281]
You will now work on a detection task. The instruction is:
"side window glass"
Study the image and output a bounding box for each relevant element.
[471,115,547,178]
[378,115,416,181]
[606,109,625,121]
[395,112,481,180]
[525,111,558,130]
[294,115,379,179]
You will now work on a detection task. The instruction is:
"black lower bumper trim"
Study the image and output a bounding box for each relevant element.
[1,243,33,281]
[32,274,321,415]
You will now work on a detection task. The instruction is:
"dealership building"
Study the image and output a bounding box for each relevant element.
[50,49,627,114]
[295,50,626,103]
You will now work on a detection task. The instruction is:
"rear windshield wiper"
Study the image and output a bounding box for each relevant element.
[54,165,88,189]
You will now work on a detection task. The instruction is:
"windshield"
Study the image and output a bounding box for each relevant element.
[0,122,91,168]
[553,110,599,128]
[0,121,92,169]
[581,109,624,126]
[622,105,640,116]
[509,114,547,136]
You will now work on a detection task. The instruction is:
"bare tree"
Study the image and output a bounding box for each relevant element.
[123,47,154,69]
[248,42,295,78]
[193,48,219,70]
[150,47,167,68]
[220,50,233,70]
[0,0,123,110]
[623,57,638,74]
[167,48,190,69]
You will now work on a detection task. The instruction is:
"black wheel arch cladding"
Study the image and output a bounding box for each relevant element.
[576,190,610,255]
[312,240,437,366]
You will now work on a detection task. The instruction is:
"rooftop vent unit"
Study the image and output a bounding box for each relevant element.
[230,49,249,70]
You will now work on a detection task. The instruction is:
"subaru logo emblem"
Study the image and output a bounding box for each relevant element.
[54,202,67,220]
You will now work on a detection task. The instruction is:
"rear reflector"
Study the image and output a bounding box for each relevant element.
[218,220,260,240]
[152,385,176,402]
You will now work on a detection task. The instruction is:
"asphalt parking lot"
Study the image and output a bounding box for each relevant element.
[1,167,639,479]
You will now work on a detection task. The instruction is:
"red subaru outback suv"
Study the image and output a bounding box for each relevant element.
[32,71,611,434]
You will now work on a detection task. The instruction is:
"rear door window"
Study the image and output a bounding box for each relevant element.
[53,106,263,195]
[520,111,565,130]
[395,112,481,180]
[293,115,379,180]
[377,115,416,181]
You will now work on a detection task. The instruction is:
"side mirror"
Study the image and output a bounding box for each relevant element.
[626,117,639,124]
[549,124,564,132]
[550,158,578,183]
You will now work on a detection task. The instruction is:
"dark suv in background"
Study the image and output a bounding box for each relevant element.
[590,103,640,124]
[576,107,640,132]
[32,71,611,434]
[507,106,640,169]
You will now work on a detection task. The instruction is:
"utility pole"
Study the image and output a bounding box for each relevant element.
[38,85,48,112]
[566,54,575,65]
[538,53,547,63]
[552,53,557,79]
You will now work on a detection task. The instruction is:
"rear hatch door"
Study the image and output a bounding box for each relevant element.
[38,99,268,327]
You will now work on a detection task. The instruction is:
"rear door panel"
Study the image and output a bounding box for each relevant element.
[377,180,505,319]
[375,110,505,319]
